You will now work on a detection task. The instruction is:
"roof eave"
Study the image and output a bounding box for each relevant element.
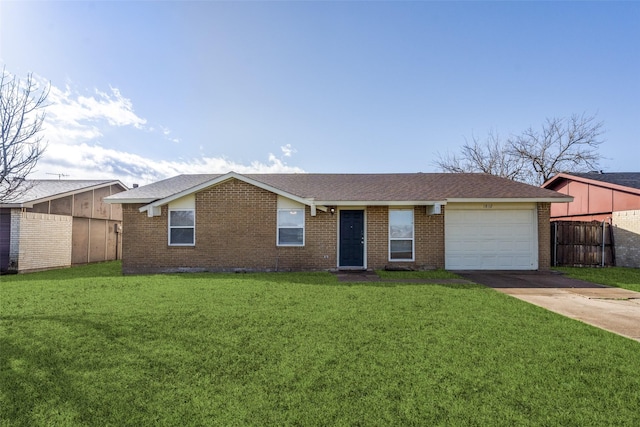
[446,197,574,203]
[104,197,158,204]
[316,200,448,206]
[139,171,318,217]
[543,173,640,195]
[7,180,128,206]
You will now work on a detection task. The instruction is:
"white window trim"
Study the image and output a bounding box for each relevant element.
[168,208,195,246]
[277,208,305,247]
[389,208,415,262]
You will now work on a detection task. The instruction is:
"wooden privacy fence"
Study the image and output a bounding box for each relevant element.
[551,221,615,267]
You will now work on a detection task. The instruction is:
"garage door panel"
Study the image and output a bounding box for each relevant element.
[445,208,537,270]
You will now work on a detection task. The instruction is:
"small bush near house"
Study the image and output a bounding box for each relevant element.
[1,262,639,426]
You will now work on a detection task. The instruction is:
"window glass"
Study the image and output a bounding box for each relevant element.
[170,210,194,227]
[278,208,304,246]
[169,209,195,246]
[278,210,304,227]
[389,209,414,260]
[390,240,413,260]
[279,228,304,245]
[389,210,413,238]
[170,228,194,245]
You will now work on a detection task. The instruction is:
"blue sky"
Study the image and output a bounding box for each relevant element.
[1,1,638,187]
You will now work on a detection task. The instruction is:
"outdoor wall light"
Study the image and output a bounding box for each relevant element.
[330,207,336,215]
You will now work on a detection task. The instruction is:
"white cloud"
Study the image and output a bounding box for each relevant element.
[30,77,304,186]
[159,125,180,143]
[280,144,296,157]
[33,142,303,186]
[43,83,147,145]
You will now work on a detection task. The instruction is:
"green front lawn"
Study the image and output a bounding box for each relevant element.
[1,262,639,426]
[376,269,461,280]
[555,266,640,293]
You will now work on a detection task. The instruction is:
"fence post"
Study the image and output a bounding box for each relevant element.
[601,220,606,267]
[553,221,558,267]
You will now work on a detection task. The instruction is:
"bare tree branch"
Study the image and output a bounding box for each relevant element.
[0,67,50,202]
[435,113,605,186]
[434,130,527,181]
[508,113,604,184]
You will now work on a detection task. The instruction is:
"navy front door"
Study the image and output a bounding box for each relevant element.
[339,210,364,267]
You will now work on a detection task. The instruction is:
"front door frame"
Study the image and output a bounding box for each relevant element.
[338,208,366,270]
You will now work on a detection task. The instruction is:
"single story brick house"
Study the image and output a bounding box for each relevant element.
[542,172,640,268]
[105,172,571,274]
[1,180,127,273]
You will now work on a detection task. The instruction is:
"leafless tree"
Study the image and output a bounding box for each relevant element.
[0,67,50,202]
[434,130,527,181]
[435,113,604,186]
[508,113,604,185]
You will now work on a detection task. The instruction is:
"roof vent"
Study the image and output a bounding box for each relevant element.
[133,183,139,188]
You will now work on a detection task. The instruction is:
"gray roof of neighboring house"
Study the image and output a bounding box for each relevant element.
[105,174,221,202]
[105,172,571,206]
[569,172,640,191]
[1,179,127,207]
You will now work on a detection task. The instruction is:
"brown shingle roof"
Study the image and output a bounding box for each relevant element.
[246,173,568,201]
[106,172,570,205]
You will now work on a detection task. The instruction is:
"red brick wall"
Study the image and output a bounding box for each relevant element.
[277,207,337,271]
[121,178,452,274]
[121,179,340,274]
[366,206,387,268]
[537,202,551,270]
[367,206,444,270]
[416,205,446,269]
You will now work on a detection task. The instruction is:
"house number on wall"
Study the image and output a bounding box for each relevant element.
[483,204,493,209]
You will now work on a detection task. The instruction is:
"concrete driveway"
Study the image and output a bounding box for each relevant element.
[457,270,640,342]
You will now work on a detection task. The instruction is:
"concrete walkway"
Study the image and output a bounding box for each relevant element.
[458,271,640,342]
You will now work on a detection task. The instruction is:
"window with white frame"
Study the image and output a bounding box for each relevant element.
[277,208,304,246]
[389,209,414,261]
[169,209,195,246]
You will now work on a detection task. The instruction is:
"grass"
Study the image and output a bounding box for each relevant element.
[555,266,640,292]
[1,262,639,426]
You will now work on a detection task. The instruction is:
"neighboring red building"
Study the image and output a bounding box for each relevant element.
[542,172,640,268]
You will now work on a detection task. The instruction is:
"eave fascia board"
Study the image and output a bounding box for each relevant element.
[139,171,318,217]
[106,197,157,205]
[541,173,569,188]
[543,173,640,196]
[316,200,448,207]
[445,197,574,203]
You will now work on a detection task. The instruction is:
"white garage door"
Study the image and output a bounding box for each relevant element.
[445,208,537,270]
